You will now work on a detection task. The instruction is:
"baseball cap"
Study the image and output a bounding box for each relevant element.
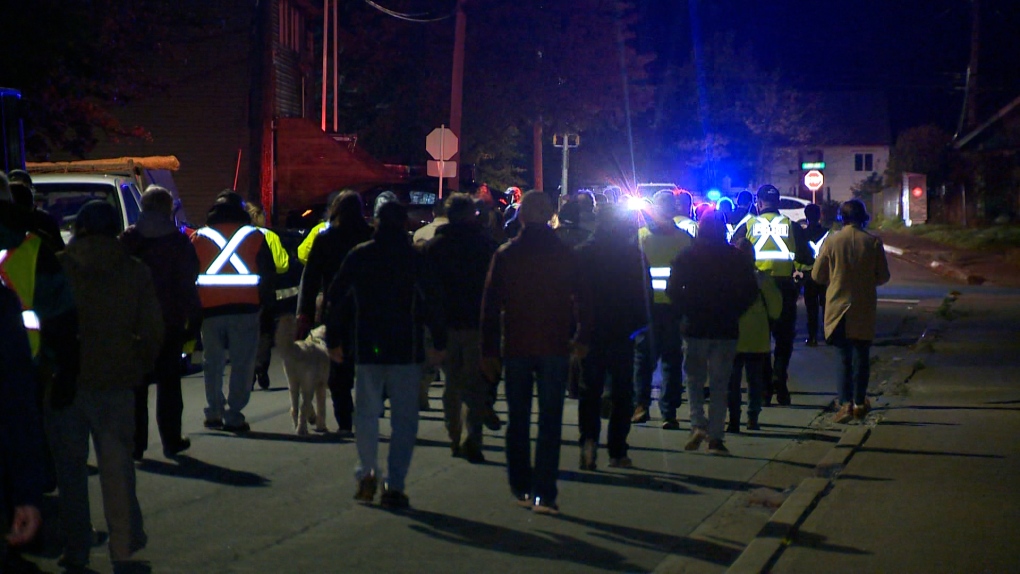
[756,184,780,203]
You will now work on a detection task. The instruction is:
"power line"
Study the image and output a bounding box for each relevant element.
[360,0,455,23]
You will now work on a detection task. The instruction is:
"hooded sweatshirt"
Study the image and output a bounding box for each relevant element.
[58,234,164,391]
[120,211,201,331]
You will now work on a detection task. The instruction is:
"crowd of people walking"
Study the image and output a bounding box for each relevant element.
[0,170,890,569]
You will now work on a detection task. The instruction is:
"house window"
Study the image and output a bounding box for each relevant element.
[855,153,874,172]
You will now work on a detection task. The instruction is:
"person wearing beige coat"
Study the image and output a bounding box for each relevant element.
[811,200,890,423]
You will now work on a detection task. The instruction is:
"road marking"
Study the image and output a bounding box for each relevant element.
[878,298,921,305]
[884,244,905,256]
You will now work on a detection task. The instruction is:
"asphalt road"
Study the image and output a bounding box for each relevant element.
[15,257,955,574]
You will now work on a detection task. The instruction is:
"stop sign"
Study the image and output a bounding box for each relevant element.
[804,170,824,192]
[426,127,458,161]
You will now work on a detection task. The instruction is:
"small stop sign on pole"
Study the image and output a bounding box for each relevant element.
[804,169,824,203]
[426,126,459,199]
[426,127,458,161]
[804,170,824,192]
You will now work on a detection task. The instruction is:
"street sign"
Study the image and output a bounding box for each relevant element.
[804,170,824,192]
[426,127,458,161]
[801,161,826,170]
[427,160,457,178]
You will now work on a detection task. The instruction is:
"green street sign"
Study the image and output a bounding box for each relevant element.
[801,161,826,170]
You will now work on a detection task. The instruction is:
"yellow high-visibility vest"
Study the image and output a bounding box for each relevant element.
[639,225,692,304]
[0,233,42,357]
[745,213,796,277]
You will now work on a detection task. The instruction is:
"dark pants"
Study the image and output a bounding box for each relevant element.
[579,340,634,460]
[504,356,568,505]
[803,278,826,341]
[328,359,355,432]
[831,318,872,405]
[765,278,799,398]
[728,352,767,420]
[254,308,278,378]
[632,303,684,417]
[134,329,185,455]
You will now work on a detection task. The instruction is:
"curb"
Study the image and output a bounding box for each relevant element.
[724,427,871,574]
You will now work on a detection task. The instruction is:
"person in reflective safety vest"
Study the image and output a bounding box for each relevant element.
[0,233,42,357]
[729,184,811,406]
[801,203,831,347]
[633,191,692,429]
[191,192,275,432]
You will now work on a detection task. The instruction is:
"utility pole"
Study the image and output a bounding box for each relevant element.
[448,0,466,191]
[533,119,544,191]
[553,134,579,197]
[965,0,981,131]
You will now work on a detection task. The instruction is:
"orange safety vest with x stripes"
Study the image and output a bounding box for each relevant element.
[0,233,42,357]
[191,223,263,309]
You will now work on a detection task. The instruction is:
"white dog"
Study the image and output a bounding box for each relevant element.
[275,314,331,435]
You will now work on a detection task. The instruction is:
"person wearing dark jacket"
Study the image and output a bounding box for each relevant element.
[574,204,647,470]
[325,201,446,509]
[53,201,163,570]
[422,193,498,463]
[667,209,758,455]
[297,191,373,434]
[120,186,202,459]
[191,191,275,433]
[0,173,78,498]
[8,169,65,253]
[0,284,45,562]
[480,190,592,515]
[801,203,830,346]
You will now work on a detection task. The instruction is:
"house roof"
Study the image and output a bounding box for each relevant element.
[809,91,892,147]
[953,93,1020,150]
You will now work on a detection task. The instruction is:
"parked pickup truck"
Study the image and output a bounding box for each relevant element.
[27,156,185,242]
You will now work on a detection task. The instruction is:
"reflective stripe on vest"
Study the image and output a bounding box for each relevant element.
[195,226,261,286]
[276,286,300,301]
[674,216,697,237]
[750,216,795,261]
[650,266,670,292]
[726,213,753,242]
[0,237,42,357]
[22,310,40,330]
[639,225,692,304]
[809,230,829,258]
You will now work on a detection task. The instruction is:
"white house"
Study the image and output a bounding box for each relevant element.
[766,91,891,204]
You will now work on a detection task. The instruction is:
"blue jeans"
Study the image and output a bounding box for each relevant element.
[504,356,568,504]
[633,303,684,417]
[202,313,260,426]
[838,340,872,405]
[683,338,737,441]
[354,363,422,493]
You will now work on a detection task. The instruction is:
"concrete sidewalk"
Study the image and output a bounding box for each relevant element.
[771,291,1020,573]
[739,289,1020,573]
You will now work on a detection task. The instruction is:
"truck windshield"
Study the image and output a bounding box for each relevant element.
[33,182,122,238]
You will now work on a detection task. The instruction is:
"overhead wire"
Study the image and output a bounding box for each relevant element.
[360,0,455,23]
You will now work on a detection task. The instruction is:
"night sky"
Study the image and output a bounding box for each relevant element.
[642,0,1020,136]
